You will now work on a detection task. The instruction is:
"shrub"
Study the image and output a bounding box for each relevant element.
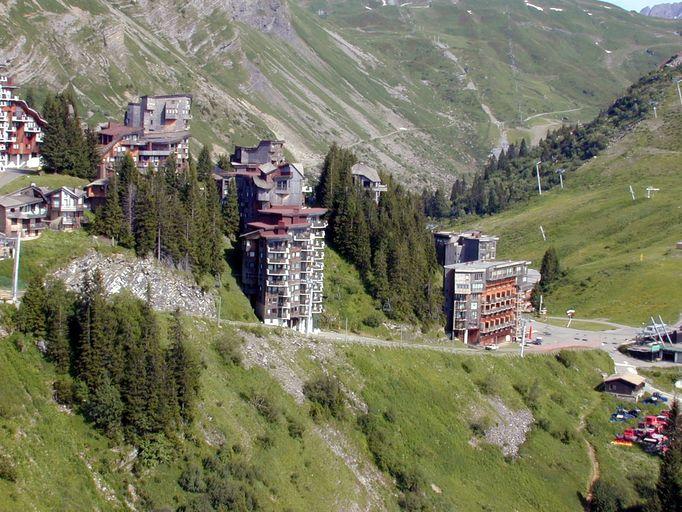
[0,453,17,482]
[256,434,274,449]
[214,335,242,366]
[249,392,280,424]
[362,314,382,328]
[179,463,206,493]
[287,417,305,439]
[591,479,621,512]
[179,494,213,512]
[53,378,75,405]
[303,375,346,419]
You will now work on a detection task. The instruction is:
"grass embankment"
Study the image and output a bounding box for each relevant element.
[0,173,88,195]
[307,346,659,511]
[455,88,682,326]
[539,318,614,332]
[640,367,682,395]
[0,321,368,511]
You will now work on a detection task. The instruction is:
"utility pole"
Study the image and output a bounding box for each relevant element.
[675,79,682,107]
[520,320,526,358]
[556,168,565,189]
[657,315,672,344]
[11,229,21,303]
[535,161,542,195]
[539,225,546,242]
[539,295,543,315]
[629,185,636,201]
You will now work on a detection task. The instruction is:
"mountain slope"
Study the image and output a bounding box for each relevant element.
[640,3,682,19]
[454,79,682,325]
[1,0,680,185]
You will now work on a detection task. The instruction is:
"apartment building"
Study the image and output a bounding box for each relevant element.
[351,163,387,204]
[434,230,498,267]
[97,94,191,176]
[443,259,529,346]
[0,185,49,237]
[231,140,326,333]
[44,187,86,229]
[0,67,46,171]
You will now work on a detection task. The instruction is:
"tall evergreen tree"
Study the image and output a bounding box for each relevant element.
[221,180,240,240]
[655,400,681,511]
[17,273,47,337]
[45,279,73,373]
[197,145,213,183]
[539,247,561,292]
[167,310,200,424]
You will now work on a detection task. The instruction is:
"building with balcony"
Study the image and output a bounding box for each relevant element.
[44,187,86,229]
[443,259,529,346]
[434,230,498,267]
[97,94,191,177]
[0,185,50,237]
[351,162,387,204]
[0,66,46,171]
[232,140,327,333]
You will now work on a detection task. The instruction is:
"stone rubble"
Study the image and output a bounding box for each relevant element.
[484,397,534,458]
[54,251,217,318]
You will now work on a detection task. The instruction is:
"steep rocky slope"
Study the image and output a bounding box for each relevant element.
[641,2,682,19]
[1,0,680,186]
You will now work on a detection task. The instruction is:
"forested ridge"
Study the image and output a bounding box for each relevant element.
[316,145,441,325]
[423,65,678,219]
[92,151,226,279]
[15,272,200,462]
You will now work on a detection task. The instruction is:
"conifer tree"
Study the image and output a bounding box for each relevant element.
[45,279,73,373]
[221,180,240,240]
[167,310,200,424]
[86,375,123,438]
[23,87,36,109]
[96,172,126,245]
[216,154,230,171]
[519,138,529,157]
[655,400,681,511]
[118,153,138,238]
[197,145,213,183]
[539,247,561,292]
[134,176,159,257]
[17,273,47,337]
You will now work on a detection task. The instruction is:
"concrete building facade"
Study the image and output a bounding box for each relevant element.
[0,67,46,171]
[231,140,326,333]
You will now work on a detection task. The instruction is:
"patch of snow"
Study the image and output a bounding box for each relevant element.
[525,1,544,11]
[549,7,563,12]
[365,5,373,10]
[604,49,612,54]
[467,9,473,15]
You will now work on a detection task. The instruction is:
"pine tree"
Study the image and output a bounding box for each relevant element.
[216,154,230,171]
[539,247,561,292]
[45,279,73,373]
[84,127,100,180]
[519,138,529,157]
[17,273,47,337]
[167,310,200,424]
[134,176,159,257]
[40,95,69,174]
[221,180,240,240]
[197,145,213,183]
[655,400,681,511]
[85,375,123,438]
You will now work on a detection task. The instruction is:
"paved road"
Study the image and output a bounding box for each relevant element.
[0,167,34,189]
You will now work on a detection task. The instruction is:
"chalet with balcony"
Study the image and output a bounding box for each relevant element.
[0,185,49,237]
[351,163,387,204]
[0,66,46,171]
[45,187,86,229]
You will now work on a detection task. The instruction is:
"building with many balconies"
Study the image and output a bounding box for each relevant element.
[0,66,46,171]
[97,94,191,177]
[443,259,529,346]
[231,140,327,333]
[0,185,50,238]
[434,230,498,267]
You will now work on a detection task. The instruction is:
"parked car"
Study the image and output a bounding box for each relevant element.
[485,344,499,351]
[532,337,543,345]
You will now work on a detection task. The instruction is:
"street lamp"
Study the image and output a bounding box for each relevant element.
[556,168,566,189]
[535,161,542,195]
[675,78,682,107]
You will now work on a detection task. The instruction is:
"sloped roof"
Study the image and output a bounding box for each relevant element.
[604,374,645,386]
[351,162,381,183]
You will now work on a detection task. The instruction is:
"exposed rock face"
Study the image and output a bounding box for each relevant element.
[484,398,534,458]
[640,2,682,19]
[54,251,217,318]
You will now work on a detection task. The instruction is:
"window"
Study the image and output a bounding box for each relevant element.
[276,179,288,191]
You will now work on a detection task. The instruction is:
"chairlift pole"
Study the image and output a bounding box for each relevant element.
[650,316,665,345]
[535,161,542,195]
[675,79,682,107]
[520,320,526,358]
[658,315,672,344]
[11,229,21,303]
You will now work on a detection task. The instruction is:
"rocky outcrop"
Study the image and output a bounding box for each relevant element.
[640,2,682,19]
[54,251,217,318]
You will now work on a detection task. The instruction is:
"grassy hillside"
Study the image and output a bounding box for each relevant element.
[1,0,679,185]
[453,83,682,325]
[1,313,668,511]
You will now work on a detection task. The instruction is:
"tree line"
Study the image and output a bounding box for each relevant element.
[40,91,100,180]
[316,144,441,324]
[423,67,672,219]
[91,147,238,279]
[16,272,200,450]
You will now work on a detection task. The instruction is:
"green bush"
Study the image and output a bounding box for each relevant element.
[287,417,305,439]
[303,375,346,420]
[0,453,17,482]
[179,462,206,493]
[362,314,382,328]
[53,378,75,406]
[249,392,280,424]
[214,335,242,366]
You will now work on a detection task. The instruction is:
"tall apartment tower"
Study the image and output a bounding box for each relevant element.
[0,66,46,171]
[97,94,192,176]
[231,140,326,334]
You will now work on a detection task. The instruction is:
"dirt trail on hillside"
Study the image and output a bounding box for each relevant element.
[577,412,600,511]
